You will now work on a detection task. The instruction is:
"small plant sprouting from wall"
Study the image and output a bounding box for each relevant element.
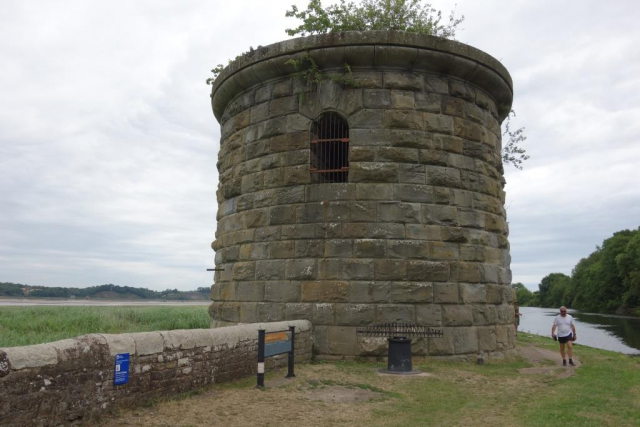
[285,52,359,102]
[206,64,225,85]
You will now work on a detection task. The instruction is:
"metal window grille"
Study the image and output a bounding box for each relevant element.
[310,112,349,183]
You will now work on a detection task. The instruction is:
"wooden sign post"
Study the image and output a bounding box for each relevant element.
[257,326,295,387]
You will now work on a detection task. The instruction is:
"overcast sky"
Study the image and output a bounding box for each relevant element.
[1,0,639,292]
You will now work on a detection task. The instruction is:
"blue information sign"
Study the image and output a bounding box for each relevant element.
[114,353,130,386]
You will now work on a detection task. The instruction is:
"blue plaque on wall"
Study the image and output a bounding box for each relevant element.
[114,353,130,386]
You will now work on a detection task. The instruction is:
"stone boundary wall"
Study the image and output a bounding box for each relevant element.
[0,320,312,426]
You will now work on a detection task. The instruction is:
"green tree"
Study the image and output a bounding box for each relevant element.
[511,282,534,306]
[538,273,571,308]
[285,0,464,38]
[616,231,640,309]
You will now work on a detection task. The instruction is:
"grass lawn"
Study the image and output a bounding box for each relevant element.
[100,334,640,427]
[0,306,210,347]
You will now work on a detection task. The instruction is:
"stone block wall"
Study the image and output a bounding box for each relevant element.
[209,31,517,358]
[0,320,311,426]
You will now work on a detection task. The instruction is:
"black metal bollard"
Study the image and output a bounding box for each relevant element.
[387,337,412,373]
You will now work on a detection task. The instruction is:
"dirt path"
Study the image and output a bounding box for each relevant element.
[518,344,580,378]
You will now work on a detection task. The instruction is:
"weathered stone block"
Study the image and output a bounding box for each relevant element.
[355,183,393,200]
[383,72,424,91]
[307,183,355,201]
[269,96,298,117]
[241,173,263,194]
[313,325,330,354]
[378,202,421,223]
[325,202,349,221]
[325,240,353,258]
[460,244,485,262]
[295,240,324,258]
[407,260,450,282]
[415,92,441,113]
[385,282,433,303]
[286,114,311,133]
[423,205,458,225]
[390,90,415,109]
[312,303,335,324]
[416,304,442,326]
[399,163,426,184]
[236,282,264,301]
[424,113,454,134]
[350,162,398,183]
[378,147,419,163]
[240,302,259,323]
[270,132,308,152]
[296,203,324,223]
[406,224,441,241]
[486,284,503,304]
[350,109,383,129]
[232,262,255,281]
[363,89,391,108]
[428,327,454,355]
[434,283,458,303]
[286,259,318,280]
[257,302,285,322]
[318,259,343,280]
[348,201,376,223]
[374,259,407,280]
[341,223,369,238]
[388,240,429,259]
[255,260,286,280]
[350,146,377,162]
[283,165,310,186]
[269,241,294,259]
[301,281,348,302]
[335,304,375,325]
[281,224,314,240]
[251,102,270,124]
[264,281,300,302]
[393,184,433,203]
[459,283,487,303]
[343,259,374,280]
[285,303,312,321]
[369,225,403,242]
[383,110,424,130]
[348,281,373,303]
[220,302,241,322]
[451,262,484,283]
[219,282,237,300]
[354,239,386,258]
[328,326,358,355]
[452,326,478,354]
[442,305,473,326]
[428,242,459,260]
[472,305,498,326]
[376,304,415,323]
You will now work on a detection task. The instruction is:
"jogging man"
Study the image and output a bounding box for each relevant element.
[551,306,577,366]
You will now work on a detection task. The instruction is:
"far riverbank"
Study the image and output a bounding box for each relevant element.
[0,298,210,307]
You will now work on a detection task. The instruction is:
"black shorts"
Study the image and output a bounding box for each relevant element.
[558,334,573,344]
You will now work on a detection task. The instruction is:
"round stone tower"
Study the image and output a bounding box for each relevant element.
[209,31,516,359]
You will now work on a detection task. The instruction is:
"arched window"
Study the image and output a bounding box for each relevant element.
[310,112,349,183]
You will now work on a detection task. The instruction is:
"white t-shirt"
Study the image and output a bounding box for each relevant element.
[553,314,575,337]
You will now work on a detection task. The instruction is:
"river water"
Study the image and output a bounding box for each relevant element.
[519,307,640,355]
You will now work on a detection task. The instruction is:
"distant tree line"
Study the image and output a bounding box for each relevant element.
[0,282,210,301]
[512,227,640,316]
